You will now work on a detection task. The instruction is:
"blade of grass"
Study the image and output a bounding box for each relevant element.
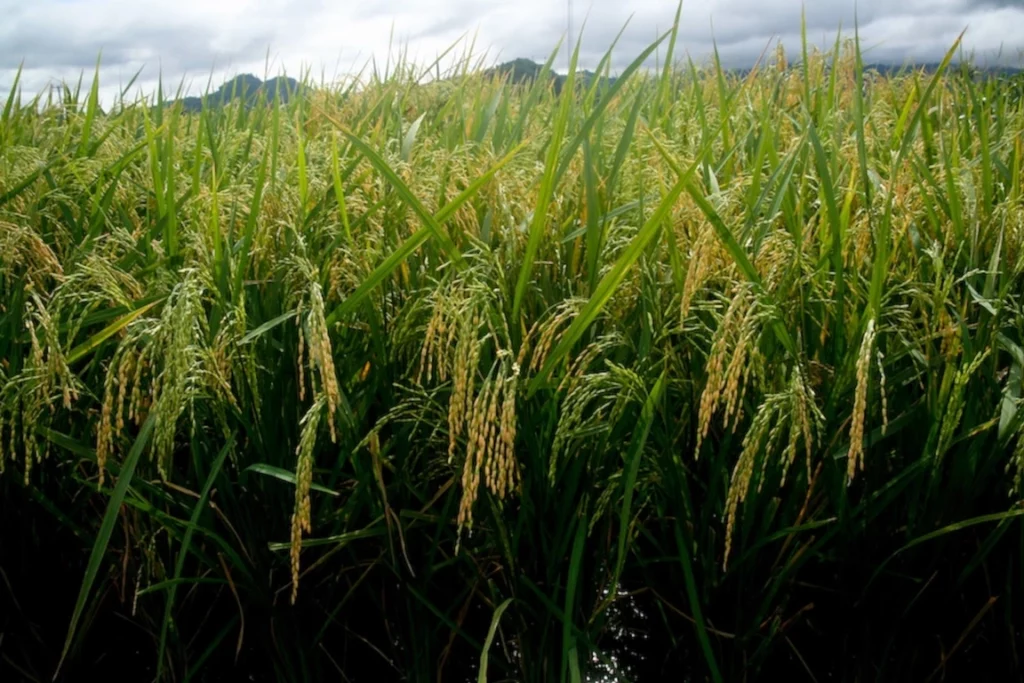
[582,138,602,293]
[512,36,581,320]
[477,598,513,683]
[401,112,426,163]
[66,300,161,365]
[808,121,845,354]
[322,112,465,270]
[157,439,234,680]
[674,522,723,683]
[529,165,691,395]
[324,141,526,324]
[243,463,340,496]
[231,143,269,302]
[0,60,23,135]
[0,157,62,210]
[54,414,156,680]
[561,516,586,683]
[867,31,965,320]
[867,507,1024,593]
[656,2,683,124]
[239,310,298,344]
[682,181,799,358]
[612,371,665,594]
[75,55,102,158]
[267,525,388,551]
[553,31,671,184]
[330,134,352,245]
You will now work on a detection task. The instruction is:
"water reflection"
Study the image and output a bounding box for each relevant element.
[587,584,650,682]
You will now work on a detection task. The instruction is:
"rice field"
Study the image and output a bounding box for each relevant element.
[2,19,1024,683]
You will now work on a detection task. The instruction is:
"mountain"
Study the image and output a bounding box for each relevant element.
[862,62,1021,77]
[485,59,614,93]
[488,58,551,85]
[167,60,1020,114]
[486,58,1020,89]
[175,74,303,112]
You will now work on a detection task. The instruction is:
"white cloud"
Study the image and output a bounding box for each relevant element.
[1,0,1021,104]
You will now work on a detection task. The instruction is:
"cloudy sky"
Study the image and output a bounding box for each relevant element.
[1,0,1022,104]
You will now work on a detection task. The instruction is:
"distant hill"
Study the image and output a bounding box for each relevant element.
[168,61,1021,113]
[174,74,303,112]
[486,58,1021,88]
[485,59,614,93]
[862,62,1021,77]
[486,58,551,85]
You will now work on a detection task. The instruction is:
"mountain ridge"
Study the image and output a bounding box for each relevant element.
[174,74,303,112]
[170,58,1022,110]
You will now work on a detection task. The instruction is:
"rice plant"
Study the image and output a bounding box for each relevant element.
[2,14,1024,683]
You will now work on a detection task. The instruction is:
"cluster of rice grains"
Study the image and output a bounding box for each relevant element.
[287,252,342,601]
[1,288,79,482]
[696,284,764,457]
[721,365,823,567]
[409,281,530,541]
[455,352,520,536]
[444,303,522,539]
[94,274,226,484]
[694,281,833,568]
[290,395,325,603]
[846,318,877,481]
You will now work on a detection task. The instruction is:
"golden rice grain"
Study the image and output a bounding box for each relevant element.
[847,318,876,481]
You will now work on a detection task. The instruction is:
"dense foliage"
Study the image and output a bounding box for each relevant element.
[2,21,1024,683]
